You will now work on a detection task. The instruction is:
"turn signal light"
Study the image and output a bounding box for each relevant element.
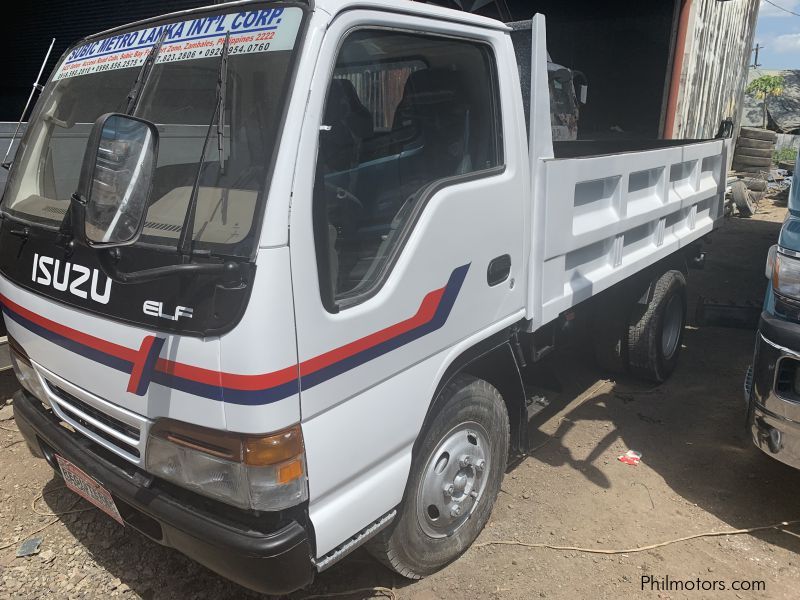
[146,420,307,510]
[244,427,304,466]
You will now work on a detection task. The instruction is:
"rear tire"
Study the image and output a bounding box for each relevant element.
[737,137,774,150]
[366,374,509,579]
[734,147,773,159]
[731,181,755,217]
[732,165,767,175]
[627,270,687,383]
[739,127,777,142]
[732,155,772,168]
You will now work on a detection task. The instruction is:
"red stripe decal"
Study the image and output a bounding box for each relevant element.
[298,287,445,377]
[0,294,138,363]
[127,336,156,393]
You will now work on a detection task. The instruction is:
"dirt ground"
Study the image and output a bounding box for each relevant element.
[3,194,800,599]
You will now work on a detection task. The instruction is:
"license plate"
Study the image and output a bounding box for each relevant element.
[56,455,124,526]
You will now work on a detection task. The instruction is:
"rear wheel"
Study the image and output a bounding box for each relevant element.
[739,127,777,142]
[731,180,755,217]
[737,137,774,150]
[732,154,772,168]
[366,374,509,579]
[627,270,687,382]
[735,147,773,159]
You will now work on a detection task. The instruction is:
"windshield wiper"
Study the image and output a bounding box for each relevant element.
[218,36,229,174]
[124,29,169,115]
[178,32,231,259]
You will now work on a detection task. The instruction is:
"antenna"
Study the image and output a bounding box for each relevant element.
[751,44,764,69]
[2,37,56,170]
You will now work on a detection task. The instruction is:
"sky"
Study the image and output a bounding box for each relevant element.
[754,0,800,69]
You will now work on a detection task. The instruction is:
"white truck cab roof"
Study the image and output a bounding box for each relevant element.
[86,0,509,45]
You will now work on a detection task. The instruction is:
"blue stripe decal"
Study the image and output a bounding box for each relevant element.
[2,306,133,374]
[299,264,470,392]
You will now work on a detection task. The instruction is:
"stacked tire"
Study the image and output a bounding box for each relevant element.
[733,127,776,175]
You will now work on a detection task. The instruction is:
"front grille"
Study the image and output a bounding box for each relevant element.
[47,383,141,459]
[775,357,800,404]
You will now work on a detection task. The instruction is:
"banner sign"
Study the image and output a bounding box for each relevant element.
[54,7,303,80]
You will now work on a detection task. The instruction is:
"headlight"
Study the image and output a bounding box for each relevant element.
[773,251,800,300]
[8,336,49,406]
[145,420,307,511]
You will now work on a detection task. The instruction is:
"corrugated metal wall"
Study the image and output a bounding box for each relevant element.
[671,0,760,139]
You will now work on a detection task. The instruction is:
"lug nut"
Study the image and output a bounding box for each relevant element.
[450,505,462,517]
[444,484,455,496]
[476,459,486,472]
[460,455,472,467]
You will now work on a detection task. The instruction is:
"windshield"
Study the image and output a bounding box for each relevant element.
[2,4,304,258]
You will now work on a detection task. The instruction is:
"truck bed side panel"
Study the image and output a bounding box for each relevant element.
[533,139,727,327]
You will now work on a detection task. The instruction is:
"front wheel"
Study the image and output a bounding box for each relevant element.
[366,374,509,579]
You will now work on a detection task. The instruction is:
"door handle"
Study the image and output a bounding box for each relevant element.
[487,255,511,286]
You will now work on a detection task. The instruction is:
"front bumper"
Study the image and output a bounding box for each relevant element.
[747,312,800,470]
[13,389,315,595]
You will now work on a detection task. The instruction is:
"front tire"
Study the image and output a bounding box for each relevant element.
[366,374,509,579]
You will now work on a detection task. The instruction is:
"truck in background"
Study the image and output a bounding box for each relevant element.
[547,60,587,141]
[4,1,729,593]
[747,151,800,469]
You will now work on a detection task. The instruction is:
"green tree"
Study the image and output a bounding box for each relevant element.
[746,74,785,129]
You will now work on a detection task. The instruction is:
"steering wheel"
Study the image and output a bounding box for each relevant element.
[325,182,364,233]
[325,182,363,211]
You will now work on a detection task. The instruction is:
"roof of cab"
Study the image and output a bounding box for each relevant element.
[314,0,509,30]
[84,0,509,43]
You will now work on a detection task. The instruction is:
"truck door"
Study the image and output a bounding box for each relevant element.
[289,11,527,558]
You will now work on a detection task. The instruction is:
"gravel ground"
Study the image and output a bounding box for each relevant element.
[2,197,800,599]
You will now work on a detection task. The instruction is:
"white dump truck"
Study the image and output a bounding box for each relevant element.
[3,0,728,593]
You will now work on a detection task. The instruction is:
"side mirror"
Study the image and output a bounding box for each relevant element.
[571,70,589,105]
[75,113,158,247]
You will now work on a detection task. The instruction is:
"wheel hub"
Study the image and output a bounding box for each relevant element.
[661,293,684,359]
[417,422,490,538]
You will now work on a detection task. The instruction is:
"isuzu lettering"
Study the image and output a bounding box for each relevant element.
[5,0,729,593]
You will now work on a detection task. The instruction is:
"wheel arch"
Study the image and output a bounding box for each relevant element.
[423,327,528,458]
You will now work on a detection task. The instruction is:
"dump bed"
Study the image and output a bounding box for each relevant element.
[520,15,730,329]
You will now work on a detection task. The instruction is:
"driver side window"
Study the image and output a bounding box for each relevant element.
[313,28,502,309]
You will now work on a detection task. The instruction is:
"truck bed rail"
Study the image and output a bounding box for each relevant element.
[535,138,726,326]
